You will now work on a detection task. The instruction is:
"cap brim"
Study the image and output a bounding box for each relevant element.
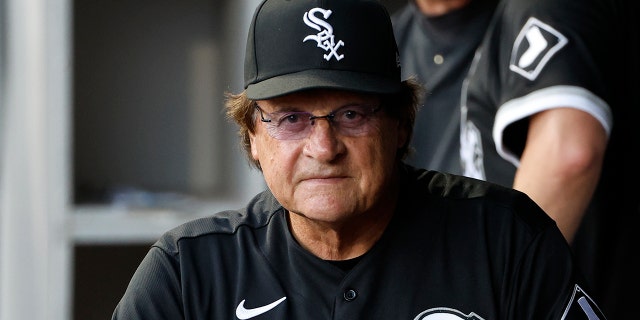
[245,69,402,100]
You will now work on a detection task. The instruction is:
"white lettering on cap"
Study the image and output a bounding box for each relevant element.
[303,8,345,61]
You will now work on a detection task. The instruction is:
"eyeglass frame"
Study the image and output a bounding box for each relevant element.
[254,104,383,140]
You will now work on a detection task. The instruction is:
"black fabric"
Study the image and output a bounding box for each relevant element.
[244,0,402,99]
[112,164,605,319]
[392,0,498,174]
[460,0,640,317]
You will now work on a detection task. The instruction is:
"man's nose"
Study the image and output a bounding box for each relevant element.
[303,118,344,161]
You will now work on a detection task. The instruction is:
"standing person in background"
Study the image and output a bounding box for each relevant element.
[460,0,639,317]
[111,0,608,319]
[391,0,498,174]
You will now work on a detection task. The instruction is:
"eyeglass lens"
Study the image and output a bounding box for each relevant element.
[256,105,380,140]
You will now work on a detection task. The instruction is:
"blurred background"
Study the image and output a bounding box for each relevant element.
[0,0,405,319]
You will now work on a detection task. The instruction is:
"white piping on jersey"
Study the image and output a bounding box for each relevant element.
[493,85,612,167]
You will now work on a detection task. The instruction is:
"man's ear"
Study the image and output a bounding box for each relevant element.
[249,133,259,161]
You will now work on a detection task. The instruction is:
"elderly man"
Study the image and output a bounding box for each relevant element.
[112,0,606,319]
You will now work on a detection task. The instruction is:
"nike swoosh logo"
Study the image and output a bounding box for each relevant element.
[235,297,286,319]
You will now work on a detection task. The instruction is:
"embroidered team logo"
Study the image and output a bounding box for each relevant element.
[414,307,485,320]
[303,8,345,61]
[509,17,568,81]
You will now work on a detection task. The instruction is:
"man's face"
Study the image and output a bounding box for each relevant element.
[250,89,407,224]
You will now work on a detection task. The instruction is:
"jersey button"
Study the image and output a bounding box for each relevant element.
[343,289,358,301]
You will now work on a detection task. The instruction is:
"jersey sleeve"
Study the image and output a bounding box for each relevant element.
[508,225,607,319]
[111,246,184,320]
[490,0,614,165]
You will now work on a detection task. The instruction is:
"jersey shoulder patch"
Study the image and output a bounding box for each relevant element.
[509,17,568,81]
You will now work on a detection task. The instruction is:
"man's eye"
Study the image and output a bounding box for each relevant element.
[339,109,365,121]
[277,113,304,125]
[344,110,360,119]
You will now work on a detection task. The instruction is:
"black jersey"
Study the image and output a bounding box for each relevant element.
[112,165,605,320]
[392,0,497,175]
[459,0,639,317]
[459,0,614,186]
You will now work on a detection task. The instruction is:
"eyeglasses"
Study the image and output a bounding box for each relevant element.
[255,104,382,140]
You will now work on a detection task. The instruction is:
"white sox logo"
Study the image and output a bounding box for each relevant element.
[509,17,568,81]
[303,8,345,61]
[414,307,485,320]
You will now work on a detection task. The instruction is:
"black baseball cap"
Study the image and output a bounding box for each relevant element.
[244,0,402,100]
